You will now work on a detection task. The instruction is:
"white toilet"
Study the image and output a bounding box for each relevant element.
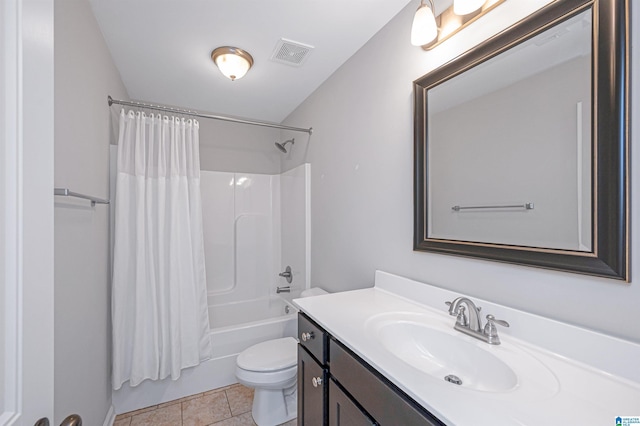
[235,287,328,426]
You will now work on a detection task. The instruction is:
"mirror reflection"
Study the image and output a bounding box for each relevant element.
[426,10,592,251]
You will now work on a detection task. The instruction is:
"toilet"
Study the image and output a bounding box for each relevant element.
[235,287,328,426]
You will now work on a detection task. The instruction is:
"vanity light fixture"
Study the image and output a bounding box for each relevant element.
[453,0,486,15]
[411,0,438,46]
[211,46,254,81]
[411,0,506,50]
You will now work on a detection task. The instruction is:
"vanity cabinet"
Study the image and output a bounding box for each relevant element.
[298,312,445,426]
[298,313,329,426]
[298,345,327,426]
[328,379,375,426]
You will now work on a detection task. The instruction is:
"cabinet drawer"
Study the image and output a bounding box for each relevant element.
[330,338,444,426]
[298,345,328,426]
[298,313,328,364]
[329,378,375,426]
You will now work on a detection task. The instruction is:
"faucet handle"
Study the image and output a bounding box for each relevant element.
[483,314,509,345]
[445,299,460,316]
[445,300,454,315]
[485,314,509,328]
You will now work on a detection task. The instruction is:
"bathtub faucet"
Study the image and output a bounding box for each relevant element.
[279,265,293,283]
[276,286,291,294]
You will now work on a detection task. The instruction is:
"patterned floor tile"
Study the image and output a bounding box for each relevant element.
[113,417,132,426]
[116,384,296,426]
[225,385,254,416]
[210,411,256,426]
[182,391,232,426]
[116,404,157,419]
[130,403,182,426]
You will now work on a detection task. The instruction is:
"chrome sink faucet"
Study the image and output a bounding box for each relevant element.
[447,297,482,332]
[446,297,509,345]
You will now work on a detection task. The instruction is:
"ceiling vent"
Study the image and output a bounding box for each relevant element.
[270,38,314,67]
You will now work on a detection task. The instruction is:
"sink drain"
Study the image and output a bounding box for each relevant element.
[444,374,462,385]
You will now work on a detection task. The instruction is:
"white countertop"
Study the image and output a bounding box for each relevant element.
[294,271,640,425]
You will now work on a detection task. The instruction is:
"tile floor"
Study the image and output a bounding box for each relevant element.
[113,384,297,426]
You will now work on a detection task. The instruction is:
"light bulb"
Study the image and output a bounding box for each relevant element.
[453,0,485,15]
[411,3,438,46]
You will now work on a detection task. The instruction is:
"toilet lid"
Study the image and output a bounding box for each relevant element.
[237,337,297,372]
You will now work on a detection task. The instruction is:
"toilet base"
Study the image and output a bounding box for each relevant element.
[251,383,297,426]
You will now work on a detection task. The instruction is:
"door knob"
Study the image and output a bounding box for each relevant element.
[60,414,82,426]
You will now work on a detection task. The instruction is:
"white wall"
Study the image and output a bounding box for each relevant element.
[54,0,128,424]
[282,1,640,343]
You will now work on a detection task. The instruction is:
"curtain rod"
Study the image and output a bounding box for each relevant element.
[107,96,313,135]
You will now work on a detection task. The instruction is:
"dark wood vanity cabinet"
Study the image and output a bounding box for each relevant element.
[298,313,329,426]
[298,345,327,426]
[298,313,445,426]
[328,379,375,426]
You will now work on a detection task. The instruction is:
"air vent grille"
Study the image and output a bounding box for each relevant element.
[270,38,314,66]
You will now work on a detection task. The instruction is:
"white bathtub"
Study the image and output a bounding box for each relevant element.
[112,296,298,414]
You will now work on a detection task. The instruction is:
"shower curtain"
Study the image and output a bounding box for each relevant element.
[112,109,212,390]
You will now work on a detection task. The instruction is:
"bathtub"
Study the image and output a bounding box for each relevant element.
[111,296,298,415]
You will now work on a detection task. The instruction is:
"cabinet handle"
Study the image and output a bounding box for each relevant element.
[312,376,323,387]
[301,331,315,342]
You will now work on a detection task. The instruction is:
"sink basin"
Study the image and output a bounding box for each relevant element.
[373,320,518,392]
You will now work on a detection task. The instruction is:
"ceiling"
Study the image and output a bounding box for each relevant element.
[89,0,415,124]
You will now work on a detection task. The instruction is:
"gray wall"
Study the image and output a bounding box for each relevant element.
[199,119,283,174]
[282,1,640,343]
[112,108,284,174]
[429,56,591,250]
[0,13,5,408]
[54,0,128,423]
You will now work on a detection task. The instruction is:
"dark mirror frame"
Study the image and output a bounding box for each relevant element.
[414,0,629,281]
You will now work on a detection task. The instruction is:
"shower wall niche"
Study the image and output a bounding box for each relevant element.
[200,164,310,320]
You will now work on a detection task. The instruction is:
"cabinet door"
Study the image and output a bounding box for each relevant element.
[330,339,445,426]
[329,379,375,426]
[298,345,327,426]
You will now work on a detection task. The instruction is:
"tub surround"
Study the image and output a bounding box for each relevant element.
[293,271,640,425]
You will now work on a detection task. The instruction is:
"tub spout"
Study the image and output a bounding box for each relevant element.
[277,286,291,294]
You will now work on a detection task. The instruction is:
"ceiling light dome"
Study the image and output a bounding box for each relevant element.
[211,46,254,81]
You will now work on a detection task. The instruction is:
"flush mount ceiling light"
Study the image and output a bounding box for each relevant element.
[211,46,254,81]
[411,0,506,50]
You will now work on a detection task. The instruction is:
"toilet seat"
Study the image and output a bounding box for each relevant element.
[237,337,297,372]
[236,363,297,388]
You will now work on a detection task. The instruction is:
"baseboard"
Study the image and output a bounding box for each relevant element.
[102,405,116,426]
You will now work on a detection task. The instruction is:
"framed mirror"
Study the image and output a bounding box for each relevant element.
[414,0,629,280]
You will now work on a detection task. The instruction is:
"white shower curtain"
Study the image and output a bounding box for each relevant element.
[112,109,212,390]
